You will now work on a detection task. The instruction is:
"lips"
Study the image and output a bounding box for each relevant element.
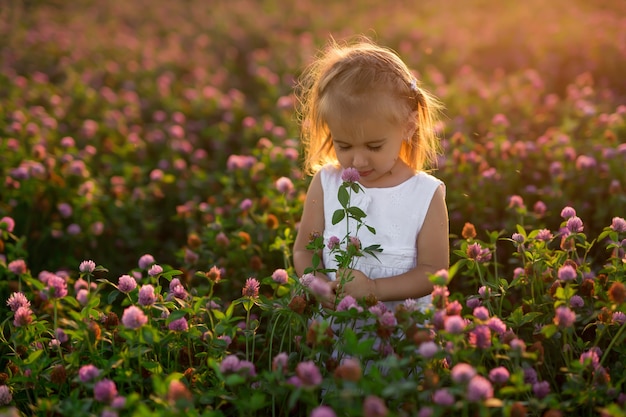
[358,170,373,177]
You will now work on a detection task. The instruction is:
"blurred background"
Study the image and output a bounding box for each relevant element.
[1,0,625,283]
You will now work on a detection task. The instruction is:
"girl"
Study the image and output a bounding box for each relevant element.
[293,37,449,313]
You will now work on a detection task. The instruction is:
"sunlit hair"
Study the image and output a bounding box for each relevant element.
[296,36,444,175]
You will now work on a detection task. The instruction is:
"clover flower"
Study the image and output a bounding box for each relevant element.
[220,355,241,374]
[46,275,68,298]
[8,259,27,275]
[533,381,550,399]
[489,366,510,384]
[467,375,494,402]
[79,260,96,273]
[348,236,361,250]
[275,176,294,193]
[334,358,362,382]
[309,277,332,298]
[242,277,260,298]
[362,395,388,417]
[138,285,157,306]
[0,385,12,406]
[168,317,189,332]
[570,295,584,309]
[533,200,547,216]
[272,352,289,373]
[466,242,491,262]
[121,306,148,329]
[610,217,626,232]
[168,279,188,300]
[336,295,362,312]
[431,285,449,308]
[473,306,490,320]
[118,275,137,293]
[138,254,155,270]
[560,206,576,219]
[432,310,446,330]
[148,264,163,277]
[295,360,322,387]
[341,167,360,183]
[206,265,222,283]
[378,311,397,328]
[327,235,340,250]
[111,396,126,409]
[299,273,315,288]
[509,338,526,352]
[508,195,524,209]
[433,389,455,406]
[167,380,192,404]
[613,311,626,324]
[446,300,462,315]
[13,306,33,327]
[461,222,477,239]
[469,325,492,349]
[368,302,387,317]
[557,265,577,282]
[311,406,337,417]
[523,367,538,384]
[566,216,584,233]
[94,379,117,403]
[536,228,553,241]
[7,292,30,312]
[553,306,576,328]
[511,233,525,244]
[76,289,89,306]
[451,363,476,383]
[478,285,491,298]
[579,348,601,370]
[418,407,434,417]
[417,341,439,359]
[444,315,466,334]
[0,216,15,233]
[79,364,101,383]
[271,268,288,284]
[466,297,482,309]
[55,328,68,343]
[239,198,253,211]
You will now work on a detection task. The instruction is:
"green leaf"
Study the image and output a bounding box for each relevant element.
[166,309,188,323]
[24,349,44,365]
[332,209,345,225]
[338,186,349,208]
[161,270,183,280]
[541,324,558,339]
[108,290,120,305]
[247,392,267,411]
[224,374,246,386]
[347,206,366,220]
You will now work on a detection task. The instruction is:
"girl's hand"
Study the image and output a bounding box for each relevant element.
[337,268,376,299]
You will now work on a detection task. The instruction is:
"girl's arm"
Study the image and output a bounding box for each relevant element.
[340,184,449,301]
[293,171,330,281]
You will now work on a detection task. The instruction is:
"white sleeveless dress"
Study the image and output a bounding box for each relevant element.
[320,164,444,313]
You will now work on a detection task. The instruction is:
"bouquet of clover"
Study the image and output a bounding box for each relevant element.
[303,167,383,307]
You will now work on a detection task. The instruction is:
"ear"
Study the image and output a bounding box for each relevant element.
[404,110,419,138]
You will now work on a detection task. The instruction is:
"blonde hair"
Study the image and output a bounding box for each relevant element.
[296,36,443,175]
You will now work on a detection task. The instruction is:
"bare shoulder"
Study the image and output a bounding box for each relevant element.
[425,184,448,224]
[293,170,325,252]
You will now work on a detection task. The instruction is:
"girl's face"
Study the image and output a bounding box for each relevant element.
[325,96,415,187]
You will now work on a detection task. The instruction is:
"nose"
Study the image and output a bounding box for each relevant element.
[351,151,368,168]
